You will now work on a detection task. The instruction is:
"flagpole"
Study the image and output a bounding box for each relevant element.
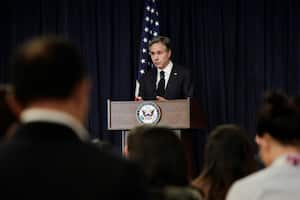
[135,0,160,98]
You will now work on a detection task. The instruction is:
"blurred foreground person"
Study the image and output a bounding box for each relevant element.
[192,124,255,200]
[0,36,147,200]
[227,91,300,200]
[127,125,202,200]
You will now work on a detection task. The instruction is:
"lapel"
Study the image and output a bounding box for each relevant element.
[165,65,179,94]
[149,68,158,91]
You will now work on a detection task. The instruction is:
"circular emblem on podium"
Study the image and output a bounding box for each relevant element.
[136,102,161,124]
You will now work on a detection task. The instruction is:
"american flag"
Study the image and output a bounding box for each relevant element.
[135,0,160,97]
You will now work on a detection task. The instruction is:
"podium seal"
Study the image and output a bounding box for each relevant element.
[136,102,161,124]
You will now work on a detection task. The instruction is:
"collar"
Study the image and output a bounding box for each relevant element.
[272,153,300,167]
[20,108,90,142]
[158,61,173,75]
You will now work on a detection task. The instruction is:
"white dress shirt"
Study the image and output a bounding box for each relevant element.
[156,61,173,89]
[226,153,300,200]
[20,108,90,142]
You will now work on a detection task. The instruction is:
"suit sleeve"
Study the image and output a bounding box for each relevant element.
[138,78,144,98]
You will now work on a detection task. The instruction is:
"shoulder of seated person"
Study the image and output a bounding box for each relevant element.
[163,185,203,200]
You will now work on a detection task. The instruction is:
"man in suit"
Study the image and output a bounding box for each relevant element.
[0,36,147,199]
[137,36,193,101]
[136,36,196,178]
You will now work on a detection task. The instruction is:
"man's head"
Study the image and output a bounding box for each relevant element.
[127,125,188,187]
[10,36,90,122]
[148,36,172,69]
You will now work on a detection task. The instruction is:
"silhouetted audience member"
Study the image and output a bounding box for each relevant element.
[127,125,202,200]
[226,91,300,200]
[192,124,255,200]
[0,36,147,200]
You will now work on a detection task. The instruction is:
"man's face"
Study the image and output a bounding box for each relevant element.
[149,42,171,69]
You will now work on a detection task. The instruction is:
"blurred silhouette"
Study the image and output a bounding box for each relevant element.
[193,124,255,200]
[0,36,147,200]
[127,125,202,200]
[227,91,300,200]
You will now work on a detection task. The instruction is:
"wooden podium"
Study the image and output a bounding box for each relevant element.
[107,99,206,179]
[107,98,205,130]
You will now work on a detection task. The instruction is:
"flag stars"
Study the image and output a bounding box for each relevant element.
[137,0,159,80]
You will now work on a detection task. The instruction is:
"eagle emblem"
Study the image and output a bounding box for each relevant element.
[136,102,161,124]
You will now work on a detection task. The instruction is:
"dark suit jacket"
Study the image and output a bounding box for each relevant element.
[0,122,147,200]
[138,64,194,100]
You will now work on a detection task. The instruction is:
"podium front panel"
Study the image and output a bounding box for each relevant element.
[107,99,191,130]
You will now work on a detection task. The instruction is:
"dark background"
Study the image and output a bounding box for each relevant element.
[1,0,300,174]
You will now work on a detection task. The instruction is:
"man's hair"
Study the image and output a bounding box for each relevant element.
[127,125,188,187]
[10,36,87,105]
[148,36,171,51]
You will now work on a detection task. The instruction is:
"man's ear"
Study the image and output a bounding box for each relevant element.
[72,78,91,103]
[70,78,92,122]
[5,93,23,118]
[168,49,172,59]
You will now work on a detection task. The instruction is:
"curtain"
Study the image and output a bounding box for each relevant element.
[1,0,300,171]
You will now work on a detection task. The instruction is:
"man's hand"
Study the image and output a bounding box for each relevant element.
[135,96,143,101]
[156,96,168,101]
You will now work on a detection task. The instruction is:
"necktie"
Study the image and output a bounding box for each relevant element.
[157,71,165,96]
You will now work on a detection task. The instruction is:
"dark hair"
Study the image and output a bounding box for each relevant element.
[291,95,300,108]
[10,36,87,106]
[148,36,171,51]
[257,91,300,145]
[0,85,17,138]
[127,125,188,187]
[199,124,255,200]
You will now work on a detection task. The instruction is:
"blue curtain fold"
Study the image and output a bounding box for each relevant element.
[1,0,300,172]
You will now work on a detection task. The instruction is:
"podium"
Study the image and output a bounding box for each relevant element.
[107,99,206,179]
[107,98,205,130]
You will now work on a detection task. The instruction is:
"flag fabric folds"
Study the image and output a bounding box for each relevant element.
[135,0,160,97]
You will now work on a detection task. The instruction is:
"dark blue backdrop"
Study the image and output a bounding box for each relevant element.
[1,0,300,173]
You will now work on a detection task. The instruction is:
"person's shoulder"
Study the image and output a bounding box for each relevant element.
[226,168,273,200]
[172,64,191,73]
[144,67,157,75]
[140,67,157,81]
[163,186,203,200]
